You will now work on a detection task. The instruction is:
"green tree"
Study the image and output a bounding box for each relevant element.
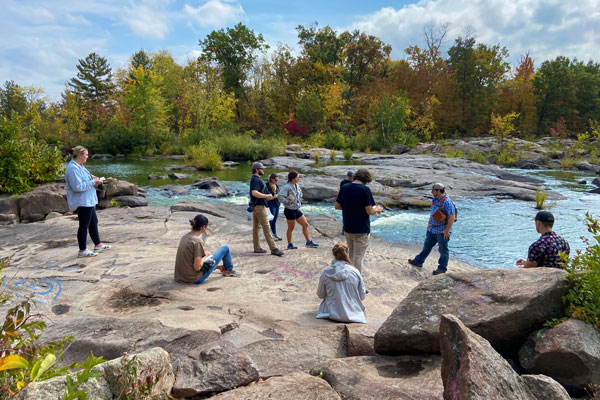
[448,36,509,134]
[151,50,184,135]
[295,90,324,133]
[533,56,578,133]
[489,112,519,150]
[199,22,268,119]
[0,81,27,119]
[370,93,411,147]
[296,23,348,67]
[123,65,168,148]
[68,52,114,105]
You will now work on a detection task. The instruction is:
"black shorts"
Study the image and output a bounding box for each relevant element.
[284,208,303,220]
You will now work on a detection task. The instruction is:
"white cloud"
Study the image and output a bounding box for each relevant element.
[123,1,171,39]
[183,0,245,28]
[349,0,600,66]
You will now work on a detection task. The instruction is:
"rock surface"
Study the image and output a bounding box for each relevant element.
[310,355,444,399]
[16,347,173,400]
[192,176,230,197]
[211,372,342,399]
[375,268,569,356]
[172,340,258,397]
[519,318,600,393]
[439,314,570,400]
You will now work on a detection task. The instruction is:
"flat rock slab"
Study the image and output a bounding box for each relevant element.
[211,372,341,399]
[440,314,570,400]
[310,355,443,400]
[375,268,569,356]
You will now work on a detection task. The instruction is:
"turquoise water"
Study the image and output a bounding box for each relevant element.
[86,159,599,270]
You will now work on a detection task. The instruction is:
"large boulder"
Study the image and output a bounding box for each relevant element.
[112,195,148,207]
[440,314,570,400]
[41,317,220,365]
[375,268,569,356]
[16,347,173,400]
[297,175,340,201]
[171,340,258,398]
[592,177,600,187]
[0,195,19,224]
[211,372,341,399]
[311,355,443,399]
[17,191,68,222]
[192,177,229,197]
[519,318,600,393]
[101,178,138,198]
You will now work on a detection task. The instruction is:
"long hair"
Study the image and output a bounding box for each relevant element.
[268,173,278,193]
[332,242,352,265]
[287,170,298,182]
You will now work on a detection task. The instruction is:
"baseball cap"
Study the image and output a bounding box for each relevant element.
[432,183,445,190]
[251,162,265,170]
[535,211,554,224]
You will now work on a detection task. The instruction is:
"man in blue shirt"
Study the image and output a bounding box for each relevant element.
[335,169,383,272]
[409,183,456,275]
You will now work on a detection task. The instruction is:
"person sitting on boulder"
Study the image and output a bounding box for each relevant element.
[175,214,240,284]
[316,242,367,324]
[516,211,570,269]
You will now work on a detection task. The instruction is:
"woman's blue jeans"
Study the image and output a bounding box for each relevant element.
[414,231,450,272]
[194,245,234,284]
[269,205,280,235]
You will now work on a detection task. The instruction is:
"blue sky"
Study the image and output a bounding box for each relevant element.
[1,0,599,101]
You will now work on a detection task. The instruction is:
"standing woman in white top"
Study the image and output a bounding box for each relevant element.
[65,146,111,257]
[278,170,319,250]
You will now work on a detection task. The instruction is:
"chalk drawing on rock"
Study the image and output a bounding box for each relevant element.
[1,277,62,305]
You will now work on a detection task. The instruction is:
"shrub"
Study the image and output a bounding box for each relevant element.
[561,213,600,327]
[113,353,160,400]
[313,152,320,163]
[535,187,547,210]
[560,156,574,169]
[343,148,353,160]
[305,131,326,148]
[442,145,463,158]
[329,150,337,160]
[215,134,283,160]
[467,150,489,164]
[185,144,222,171]
[495,149,518,166]
[0,117,65,194]
[324,131,348,150]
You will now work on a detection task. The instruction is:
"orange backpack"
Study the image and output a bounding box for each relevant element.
[431,196,458,222]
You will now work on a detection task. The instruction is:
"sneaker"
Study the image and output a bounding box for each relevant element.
[94,243,111,252]
[287,243,298,250]
[254,248,267,254]
[222,269,241,277]
[271,248,284,257]
[432,269,446,276]
[273,234,283,241]
[306,240,319,248]
[78,249,97,258]
[408,259,423,268]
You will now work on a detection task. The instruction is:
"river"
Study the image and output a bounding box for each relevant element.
[86,158,599,270]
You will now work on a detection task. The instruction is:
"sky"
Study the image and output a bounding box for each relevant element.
[1,0,599,101]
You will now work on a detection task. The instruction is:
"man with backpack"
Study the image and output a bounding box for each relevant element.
[408,183,456,275]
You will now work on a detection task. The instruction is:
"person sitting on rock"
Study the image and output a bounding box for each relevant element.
[175,214,240,284]
[516,211,570,269]
[316,242,367,324]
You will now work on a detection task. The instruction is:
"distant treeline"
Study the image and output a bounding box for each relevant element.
[1,22,600,156]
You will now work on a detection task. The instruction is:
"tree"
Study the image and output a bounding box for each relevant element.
[447,36,509,134]
[0,81,27,119]
[342,31,391,90]
[370,93,411,147]
[199,22,268,115]
[68,52,114,105]
[296,23,348,67]
[123,66,168,147]
[489,112,519,150]
[533,57,578,134]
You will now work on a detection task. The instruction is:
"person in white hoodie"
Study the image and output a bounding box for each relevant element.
[316,242,367,324]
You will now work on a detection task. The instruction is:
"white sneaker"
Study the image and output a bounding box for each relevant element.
[94,244,111,252]
[78,249,97,258]
[222,269,241,277]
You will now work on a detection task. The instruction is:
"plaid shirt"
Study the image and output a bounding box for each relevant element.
[527,231,570,268]
[428,195,455,234]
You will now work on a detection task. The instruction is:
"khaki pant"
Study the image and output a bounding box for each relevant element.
[253,205,276,251]
[344,232,370,272]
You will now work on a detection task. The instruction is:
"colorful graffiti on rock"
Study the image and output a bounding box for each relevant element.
[1,277,62,305]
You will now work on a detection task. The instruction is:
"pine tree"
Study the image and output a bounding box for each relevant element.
[68,52,114,105]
